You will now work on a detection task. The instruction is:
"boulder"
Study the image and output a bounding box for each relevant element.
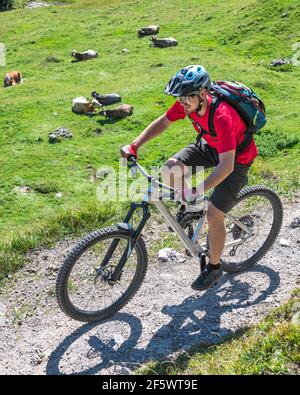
[44,56,62,63]
[48,127,73,143]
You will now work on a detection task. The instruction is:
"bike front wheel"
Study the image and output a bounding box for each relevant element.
[56,225,148,322]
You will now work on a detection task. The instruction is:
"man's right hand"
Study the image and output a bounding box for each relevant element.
[120,143,138,159]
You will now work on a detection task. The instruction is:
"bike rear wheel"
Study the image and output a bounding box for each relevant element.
[56,225,148,322]
[221,186,283,273]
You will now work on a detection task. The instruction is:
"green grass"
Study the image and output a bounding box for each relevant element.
[0,0,299,279]
[0,201,121,283]
[136,289,300,375]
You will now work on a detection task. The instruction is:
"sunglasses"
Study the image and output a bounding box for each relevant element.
[177,94,197,104]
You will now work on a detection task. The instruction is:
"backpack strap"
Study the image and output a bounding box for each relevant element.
[189,96,254,155]
[208,96,222,136]
[207,96,254,154]
[236,128,254,153]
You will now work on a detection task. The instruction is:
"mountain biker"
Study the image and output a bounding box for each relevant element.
[121,65,258,291]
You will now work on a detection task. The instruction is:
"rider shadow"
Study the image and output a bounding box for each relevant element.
[143,264,281,361]
[46,264,280,375]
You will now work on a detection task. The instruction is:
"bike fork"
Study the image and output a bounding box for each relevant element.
[98,201,151,283]
[98,203,138,269]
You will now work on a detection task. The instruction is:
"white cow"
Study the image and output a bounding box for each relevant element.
[71,50,99,61]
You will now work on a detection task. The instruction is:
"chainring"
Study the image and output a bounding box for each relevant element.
[232,215,254,240]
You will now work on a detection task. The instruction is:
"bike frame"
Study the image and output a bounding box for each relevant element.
[106,158,250,282]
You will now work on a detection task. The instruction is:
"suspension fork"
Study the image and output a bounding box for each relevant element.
[98,202,137,269]
[99,201,151,282]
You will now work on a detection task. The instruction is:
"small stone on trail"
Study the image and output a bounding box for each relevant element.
[279,238,290,247]
[158,247,186,263]
[290,217,300,228]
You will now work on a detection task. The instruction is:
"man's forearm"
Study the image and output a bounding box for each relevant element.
[132,114,170,148]
[197,163,233,194]
[196,150,235,195]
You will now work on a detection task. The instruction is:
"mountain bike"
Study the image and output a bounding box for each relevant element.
[56,157,283,322]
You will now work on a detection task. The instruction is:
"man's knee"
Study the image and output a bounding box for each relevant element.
[207,203,225,227]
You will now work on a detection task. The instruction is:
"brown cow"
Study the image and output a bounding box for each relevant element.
[150,36,178,48]
[100,104,134,120]
[4,71,23,87]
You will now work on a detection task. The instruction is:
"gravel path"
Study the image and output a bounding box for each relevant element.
[0,194,299,375]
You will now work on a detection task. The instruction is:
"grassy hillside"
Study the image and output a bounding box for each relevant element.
[0,0,299,280]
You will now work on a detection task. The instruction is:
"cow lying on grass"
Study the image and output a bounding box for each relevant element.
[150,36,178,48]
[72,97,102,114]
[138,25,160,38]
[99,104,134,120]
[91,91,121,106]
[71,50,99,61]
[4,71,23,87]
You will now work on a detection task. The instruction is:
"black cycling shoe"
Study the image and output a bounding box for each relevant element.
[191,264,223,291]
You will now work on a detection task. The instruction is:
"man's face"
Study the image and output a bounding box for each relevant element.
[178,94,198,113]
[178,89,207,114]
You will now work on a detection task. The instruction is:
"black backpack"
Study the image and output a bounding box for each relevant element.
[189,80,267,153]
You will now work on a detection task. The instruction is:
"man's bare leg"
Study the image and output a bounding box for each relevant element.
[206,202,226,265]
[161,158,190,193]
[191,203,224,290]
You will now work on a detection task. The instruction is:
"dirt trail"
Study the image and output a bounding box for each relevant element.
[0,195,299,375]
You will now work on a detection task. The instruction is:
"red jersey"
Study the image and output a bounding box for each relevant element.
[166,94,258,165]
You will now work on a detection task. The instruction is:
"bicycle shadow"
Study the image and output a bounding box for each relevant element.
[46,264,280,375]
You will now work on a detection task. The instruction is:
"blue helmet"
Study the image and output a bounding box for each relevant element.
[164,65,211,97]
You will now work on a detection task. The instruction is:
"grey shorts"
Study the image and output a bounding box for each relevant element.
[172,139,251,213]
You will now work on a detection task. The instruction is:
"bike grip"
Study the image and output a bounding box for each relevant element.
[127,155,137,163]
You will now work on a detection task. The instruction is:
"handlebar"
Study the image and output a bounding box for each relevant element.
[126,156,205,205]
[127,155,175,193]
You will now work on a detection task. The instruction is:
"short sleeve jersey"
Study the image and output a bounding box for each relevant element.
[166,94,258,164]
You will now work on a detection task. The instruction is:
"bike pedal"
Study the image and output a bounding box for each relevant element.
[185,248,192,257]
